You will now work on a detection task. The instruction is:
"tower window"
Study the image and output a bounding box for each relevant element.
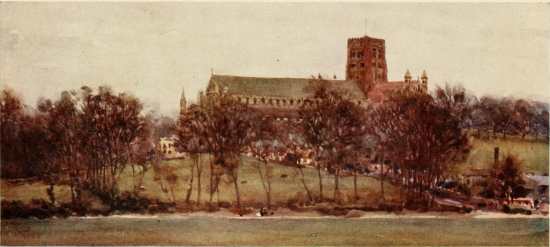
[358,52,364,58]
[360,63,365,68]
[350,64,356,68]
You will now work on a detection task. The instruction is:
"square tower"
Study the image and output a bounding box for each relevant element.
[346,35,388,95]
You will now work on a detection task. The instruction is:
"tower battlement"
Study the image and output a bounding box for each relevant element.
[347,35,385,43]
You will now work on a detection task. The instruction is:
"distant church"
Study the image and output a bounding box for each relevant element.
[183,34,428,120]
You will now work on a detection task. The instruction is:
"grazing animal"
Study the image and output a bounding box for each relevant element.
[280,174,288,178]
[241,180,248,184]
[140,186,147,191]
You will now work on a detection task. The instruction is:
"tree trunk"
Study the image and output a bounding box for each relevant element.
[294,167,313,203]
[353,167,358,205]
[334,163,341,204]
[257,160,270,209]
[185,161,195,204]
[317,161,323,202]
[209,156,214,209]
[232,169,241,208]
[381,168,385,202]
[196,155,202,207]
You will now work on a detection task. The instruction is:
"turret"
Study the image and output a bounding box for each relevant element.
[404,69,412,83]
[421,70,428,86]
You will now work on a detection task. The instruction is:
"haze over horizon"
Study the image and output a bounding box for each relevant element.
[1,2,549,116]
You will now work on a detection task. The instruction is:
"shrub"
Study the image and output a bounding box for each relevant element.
[502,204,511,213]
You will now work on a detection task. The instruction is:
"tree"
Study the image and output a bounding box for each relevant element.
[367,84,471,208]
[191,91,254,209]
[513,99,535,139]
[47,91,84,206]
[485,154,525,204]
[250,116,279,209]
[175,103,210,206]
[301,77,368,204]
[81,86,144,205]
[1,89,29,178]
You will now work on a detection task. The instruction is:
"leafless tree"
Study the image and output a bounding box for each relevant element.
[81,86,144,205]
[367,84,471,208]
[301,77,368,204]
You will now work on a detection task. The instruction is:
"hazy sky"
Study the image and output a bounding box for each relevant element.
[1,2,549,116]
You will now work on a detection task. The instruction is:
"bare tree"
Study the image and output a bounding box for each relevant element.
[301,77,367,204]
[1,89,30,178]
[40,91,84,207]
[367,84,471,208]
[187,92,254,209]
[81,86,144,206]
[175,104,210,206]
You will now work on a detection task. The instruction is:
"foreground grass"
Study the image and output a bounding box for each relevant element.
[2,217,548,246]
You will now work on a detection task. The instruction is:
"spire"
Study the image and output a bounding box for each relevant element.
[404,69,412,83]
[421,70,428,88]
[180,86,187,116]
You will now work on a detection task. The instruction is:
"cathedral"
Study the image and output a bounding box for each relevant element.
[185,34,428,120]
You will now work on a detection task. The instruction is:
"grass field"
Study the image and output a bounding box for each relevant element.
[453,132,548,176]
[1,156,399,208]
[2,217,548,246]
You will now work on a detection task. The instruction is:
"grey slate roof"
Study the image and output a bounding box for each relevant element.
[208,74,367,100]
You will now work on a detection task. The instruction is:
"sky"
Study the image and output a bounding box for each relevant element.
[1,2,549,116]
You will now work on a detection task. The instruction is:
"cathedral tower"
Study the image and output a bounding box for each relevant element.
[346,35,388,95]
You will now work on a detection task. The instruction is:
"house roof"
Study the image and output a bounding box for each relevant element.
[522,174,549,187]
[462,168,490,177]
[208,74,367,100]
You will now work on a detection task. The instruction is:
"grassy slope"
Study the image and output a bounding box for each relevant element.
[2,156,399,207]
[453,132,549,176]
[132,156,399,207]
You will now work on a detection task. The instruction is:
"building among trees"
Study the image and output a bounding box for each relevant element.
[186,34,428,120]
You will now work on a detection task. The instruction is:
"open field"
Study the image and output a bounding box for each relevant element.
[453,132,549,176]
[1,216,548,246]
[1,156,400,207]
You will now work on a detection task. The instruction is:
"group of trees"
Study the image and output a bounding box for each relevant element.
[1,87,145,208]
[367,85,471,207]
[174,92,256,209]
[467,96,549,140]
[1,77,548,211]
